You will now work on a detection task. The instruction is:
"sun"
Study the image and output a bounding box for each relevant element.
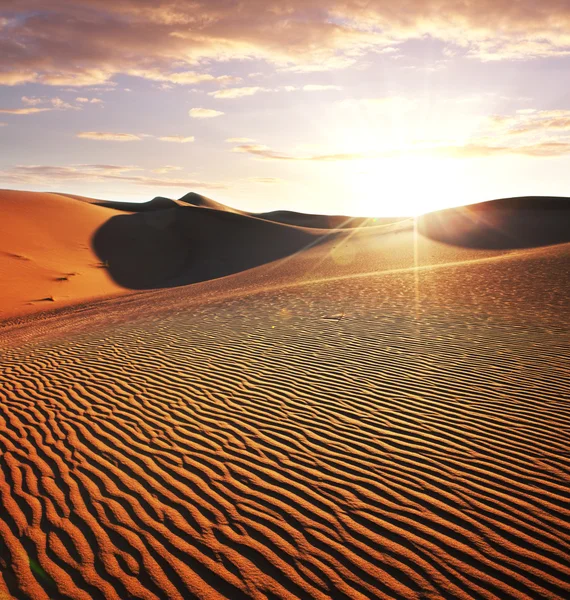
[347,155,471,217]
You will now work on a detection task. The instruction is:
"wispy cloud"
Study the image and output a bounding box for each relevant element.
[488,109,570,136]
[189,108,224,118]
[77,131,143,141]
[2,96,91,115]
[0,107,52,115]
[1,164,228,190]
[151,165,183,174]
[229,107,570,163]
[442,142,570,158]
[158,135,195,143]
[207,84,342,99]
[128,69,241,86]
[78,132,199,142]
[208,86,268,99]
[233,144,367,161]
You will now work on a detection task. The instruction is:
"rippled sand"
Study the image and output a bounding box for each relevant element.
[1,191,569,599]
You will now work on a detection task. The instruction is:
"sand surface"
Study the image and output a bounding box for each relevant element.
[1,190,570,599]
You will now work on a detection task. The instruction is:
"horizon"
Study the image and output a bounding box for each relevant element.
[2,1,570,216]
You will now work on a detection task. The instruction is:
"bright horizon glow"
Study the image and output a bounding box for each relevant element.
[1,2,570,216]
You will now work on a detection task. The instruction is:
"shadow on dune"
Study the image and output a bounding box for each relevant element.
[91,204,327,290]
[418,196,570,249]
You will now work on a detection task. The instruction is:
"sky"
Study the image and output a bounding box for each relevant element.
[1,1,570,216]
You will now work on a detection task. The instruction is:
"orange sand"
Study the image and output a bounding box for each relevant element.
[1,189,569,599]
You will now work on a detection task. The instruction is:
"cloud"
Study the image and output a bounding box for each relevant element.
[128,69,241,86]
[189,108,224,118]
[0,71,39,85]
[0,107,53,114]
[229,103,570,163]
[76,96,103,104]
[233,143,366,161]
[151,165,183,174]
[208,84,341,98]
[22,96,43,106]
[1,163,228,190]
[3,96,81,113]
[4,1,570,92]
[76,164,141,172]
[50,97,77,110]
[208,86,268,99]
[302,84,343,91]
[79,132,197,142]
[158,135,195,143]
[3,164,139,180]
[432,142,570,158]
[487,109,570,136]
[77,131,142,141]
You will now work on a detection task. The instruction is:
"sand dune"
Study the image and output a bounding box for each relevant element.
[0,190,322,318]
[417,196,570,249]
[95,192,403,229]
[1,190,570,599]
[0,190,128,320]
[4,189,568,320]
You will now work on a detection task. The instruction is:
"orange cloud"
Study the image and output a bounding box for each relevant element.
[0,107,52,114]
[4,1,570,88]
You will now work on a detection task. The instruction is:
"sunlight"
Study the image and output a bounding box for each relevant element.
[346,155,467,216]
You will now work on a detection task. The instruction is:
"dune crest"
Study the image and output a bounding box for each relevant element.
[2,190,570,321]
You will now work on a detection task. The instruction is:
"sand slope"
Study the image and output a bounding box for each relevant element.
[1,190,570,599]
[0,190,324,319]
[0,190,127,319]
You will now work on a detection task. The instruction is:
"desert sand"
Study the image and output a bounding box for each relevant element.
[1,189,569,599]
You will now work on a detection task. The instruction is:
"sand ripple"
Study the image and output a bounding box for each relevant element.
[1,247,570,599]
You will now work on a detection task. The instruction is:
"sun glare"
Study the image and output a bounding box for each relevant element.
[348,155,467,217]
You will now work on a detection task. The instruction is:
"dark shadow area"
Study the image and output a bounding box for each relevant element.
[91,204,330,290]
[417,196,570,249]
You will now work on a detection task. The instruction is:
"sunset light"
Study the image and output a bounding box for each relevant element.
[2,2,570,215]
[1,3,570,600]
